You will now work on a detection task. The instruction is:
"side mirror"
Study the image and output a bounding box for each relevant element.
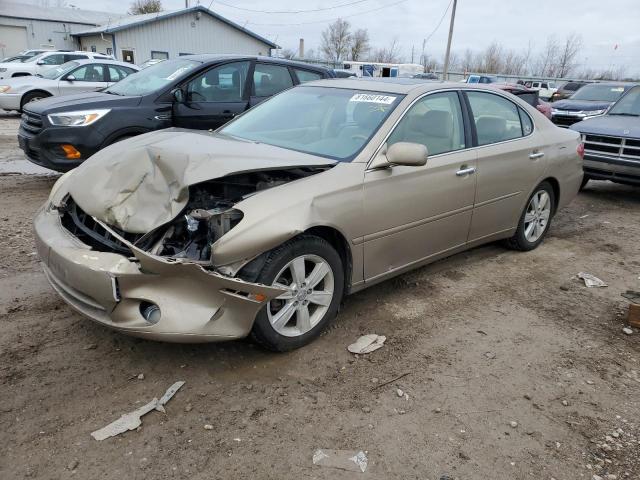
[171,88,184,103]
[369,142,428,169]
[65,74,76,82]
[36,60,45,65]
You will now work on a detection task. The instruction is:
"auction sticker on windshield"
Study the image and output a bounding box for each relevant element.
[350,93,397,104]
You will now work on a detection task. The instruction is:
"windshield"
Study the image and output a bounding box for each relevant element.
[571,84,628,102]
[608,86,640,116]
[220,86,403,161]
[105,58,198,96]
[39,61,80,79]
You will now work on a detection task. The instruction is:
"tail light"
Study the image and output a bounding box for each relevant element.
[577,142,585,160]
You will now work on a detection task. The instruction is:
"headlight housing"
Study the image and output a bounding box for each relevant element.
[0,85,10,93]
[47,109,110,127]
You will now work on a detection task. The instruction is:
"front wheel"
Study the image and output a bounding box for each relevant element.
[20,91,50,110]
[250,235,344,352]
[505,181,555,251]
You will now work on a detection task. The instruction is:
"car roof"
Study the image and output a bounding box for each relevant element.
[305,77,488,94]
[178,54,332,71]
[70,59,140,68]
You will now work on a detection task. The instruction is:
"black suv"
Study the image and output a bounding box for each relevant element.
[18,55,335,172]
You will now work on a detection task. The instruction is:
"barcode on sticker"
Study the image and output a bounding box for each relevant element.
[350,94,396,104]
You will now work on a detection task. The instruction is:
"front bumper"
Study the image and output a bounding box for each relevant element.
[34,205,284,342]
[0,93,22,110]
[584,153,640,186]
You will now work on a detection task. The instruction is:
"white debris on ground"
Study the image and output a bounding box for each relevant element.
[622,327,633,335]
[347,334,386,354]
[312,449,368,473]
[577,272,608,288]
[90,381,185,441]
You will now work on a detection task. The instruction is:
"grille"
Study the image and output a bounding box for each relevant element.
[583,134,640,161]
[20,110,43,135]
[552,114,581,127]
[60,198,143,255]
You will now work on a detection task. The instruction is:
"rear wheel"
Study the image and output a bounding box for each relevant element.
[505,181,555,251]
[250,235,344,352]
[20,91,50,110]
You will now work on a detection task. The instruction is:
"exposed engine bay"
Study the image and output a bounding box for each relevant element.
[59,167,330,263]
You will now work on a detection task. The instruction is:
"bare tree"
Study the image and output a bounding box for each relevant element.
[280,48,297,60]
[320,19,352,63]
[371,38,401,63]
[480,42,503,73]
[350,29,370,61]
[460,48,476,73]
[556,34,582,77]
[535,36,560,77]
[129,0,162,14]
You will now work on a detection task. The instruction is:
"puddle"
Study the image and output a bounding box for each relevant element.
[0,159,58,176]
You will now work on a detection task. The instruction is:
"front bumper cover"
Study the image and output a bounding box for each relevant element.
[34,205,284,342]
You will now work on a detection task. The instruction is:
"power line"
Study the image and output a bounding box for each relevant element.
[232,0,409,27]
[423,0,452,45]
[208,0,374,14]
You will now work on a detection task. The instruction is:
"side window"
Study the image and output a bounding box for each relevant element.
[65,54,88,62]
[70,65,106,82]
[294,68,323,83]
[253,63,293,97]
[185,61,249,102]
[41,54,66,65]
[519,107,533,136]
[387,91,466,156]
[467,91,524,145]
[108,66,135,82]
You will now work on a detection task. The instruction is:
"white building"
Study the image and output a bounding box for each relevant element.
[0,2,120,58]
[73,6,277,65]
[0,4,277,64]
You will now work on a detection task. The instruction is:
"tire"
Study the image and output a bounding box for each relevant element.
[505,181,555,251]
[579,175,590,191]
[250,235,344,352]
[20,91,50,110]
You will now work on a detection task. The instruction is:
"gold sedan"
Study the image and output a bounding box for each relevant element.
[34,79,584,350]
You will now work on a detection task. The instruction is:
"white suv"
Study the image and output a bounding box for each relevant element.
[0,51,114,79]
[524,80,558,101]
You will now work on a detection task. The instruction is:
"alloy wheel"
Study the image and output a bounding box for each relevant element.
[524,190,551,242]
[267,254,335,337]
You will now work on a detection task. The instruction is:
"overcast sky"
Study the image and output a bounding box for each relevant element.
[50,0,640,75]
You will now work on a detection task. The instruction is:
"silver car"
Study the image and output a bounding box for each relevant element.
[0,60,139,111]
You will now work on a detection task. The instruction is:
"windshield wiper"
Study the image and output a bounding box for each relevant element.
[609,112,639,117]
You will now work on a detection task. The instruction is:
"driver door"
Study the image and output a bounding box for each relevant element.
[173,61,250,130]
[57,64,108,95]
[362,91,477,281]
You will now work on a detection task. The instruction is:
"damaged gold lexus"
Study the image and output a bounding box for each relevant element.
[34,79,584,351]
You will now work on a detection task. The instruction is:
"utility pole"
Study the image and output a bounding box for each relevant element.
[442,0,458,81]
[421,38,426,72]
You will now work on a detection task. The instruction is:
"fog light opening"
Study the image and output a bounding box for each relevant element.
[60,144,81,159]
[140,301,161,325]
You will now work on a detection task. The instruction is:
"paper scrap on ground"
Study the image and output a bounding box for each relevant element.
[91,381,185,441]
[313,449,368,473]
[577,272,608,288]
[348,334,386,354]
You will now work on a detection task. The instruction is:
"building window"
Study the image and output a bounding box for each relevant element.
[151,51,169,60]
[91,45,96,52]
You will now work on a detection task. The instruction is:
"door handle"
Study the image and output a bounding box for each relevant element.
[529,151,545,160]
[456,166,476,176]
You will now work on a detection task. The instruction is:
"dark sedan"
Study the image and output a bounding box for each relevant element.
[571,85,640,187]
[18,55,335,172]
[550,81,588,102]
[551,82,635,128]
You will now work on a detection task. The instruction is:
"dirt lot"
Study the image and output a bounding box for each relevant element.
[1,111,639,480]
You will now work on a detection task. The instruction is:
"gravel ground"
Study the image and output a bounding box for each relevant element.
[1,112,639,480]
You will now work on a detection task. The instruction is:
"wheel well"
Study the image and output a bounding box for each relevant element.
[305,226,353,294]
[20,90,52,108]
[541,177,560,214]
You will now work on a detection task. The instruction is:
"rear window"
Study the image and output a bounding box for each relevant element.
[564,82,584,91]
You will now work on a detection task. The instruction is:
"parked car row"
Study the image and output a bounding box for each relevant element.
[0,50,115,79]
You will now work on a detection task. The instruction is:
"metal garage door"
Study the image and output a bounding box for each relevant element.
[0,25,28,58]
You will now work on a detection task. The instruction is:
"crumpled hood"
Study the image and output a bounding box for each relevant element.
[64,128,336,233]
[552,99,613,112]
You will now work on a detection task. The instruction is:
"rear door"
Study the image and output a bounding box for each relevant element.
[249,62,294,107]
[464,90,548,241]
[173,61,250,130]
[57,64,108,95]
